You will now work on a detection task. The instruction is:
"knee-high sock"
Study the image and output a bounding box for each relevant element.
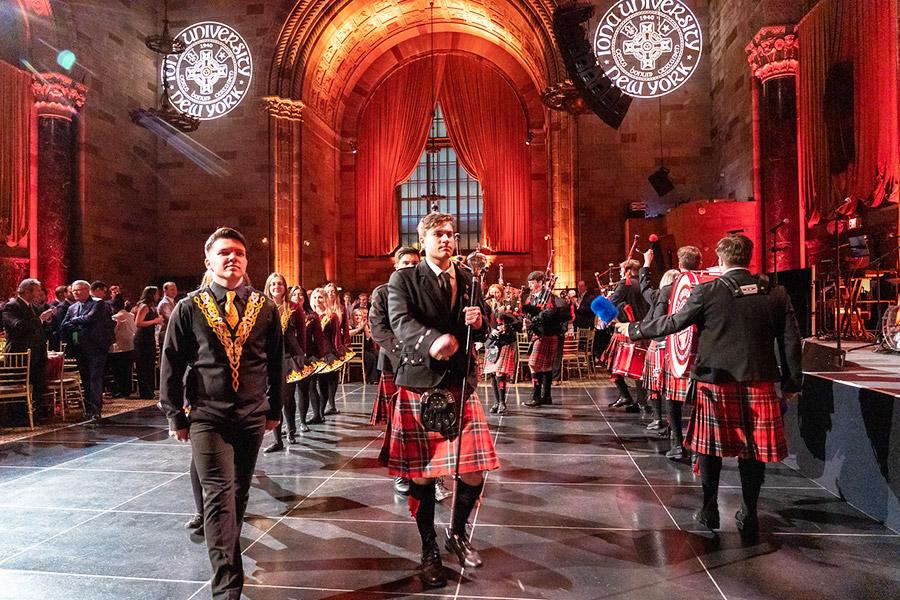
[634,381,648,408]
[497,375,508,403]
[490,375,501,405]
[409,481,437,545]
[613,377,633,402]
[698,453,723,508]
[738,458,766,516]
[451,478,485,536]
[654,393,663,421]
[668,400,683,438]
[531,378,541,400]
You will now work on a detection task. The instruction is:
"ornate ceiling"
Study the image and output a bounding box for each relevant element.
[269,0,563,129]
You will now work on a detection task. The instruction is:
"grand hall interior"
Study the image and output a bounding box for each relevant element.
[0,0,898,599]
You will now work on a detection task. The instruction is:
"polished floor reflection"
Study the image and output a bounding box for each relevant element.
[0,383,897,600]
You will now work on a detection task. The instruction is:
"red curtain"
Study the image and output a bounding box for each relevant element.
[355,57,445,256]
[0,60,32,247]
[798,0,899,224]
[440,55,530,253]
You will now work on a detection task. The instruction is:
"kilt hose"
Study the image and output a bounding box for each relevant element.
[528,334,559,373]
[685,380,787,462]
[483,344,516,377]
[386,387,501,479]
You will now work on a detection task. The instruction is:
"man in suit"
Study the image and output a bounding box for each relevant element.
[62,280,115,420]
[386,212,499,588]
[617,234,802,541]
[160,227,283,600]
[49,285,72,352]
[2,279,56,417]
[157,281,178,348]
[573,280,598,330]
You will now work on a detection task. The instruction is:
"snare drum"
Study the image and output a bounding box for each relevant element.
[612,341,648,380]
[667,271,720,378]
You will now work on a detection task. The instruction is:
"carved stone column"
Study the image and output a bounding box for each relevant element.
[543,81,585,288]
[746,26,801,274]
[32,72,87,289]
[262,96,304,286]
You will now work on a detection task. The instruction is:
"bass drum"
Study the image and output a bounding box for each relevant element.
[882,305,900,352]
[666,271,720,378]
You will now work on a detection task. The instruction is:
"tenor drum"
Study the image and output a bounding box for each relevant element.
[667,271,720,378]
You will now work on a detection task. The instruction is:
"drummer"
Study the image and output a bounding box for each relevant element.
[616,234,802,540]
[604,259,650,413]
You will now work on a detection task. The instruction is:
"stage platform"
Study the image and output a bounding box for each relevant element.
[0,383,898,599]
[785,340,900,533]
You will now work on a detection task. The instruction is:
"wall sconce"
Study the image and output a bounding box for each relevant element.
[349,140,358,154]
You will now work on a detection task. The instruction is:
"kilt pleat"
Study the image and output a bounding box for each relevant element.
[685,380,787,462]
[641,341,664,393]
[529,335,559,373]
[602,332,627,368]
[370,371,397,426]
[662,364,692,404]
[483,343,516,377]
[387,387,501,478]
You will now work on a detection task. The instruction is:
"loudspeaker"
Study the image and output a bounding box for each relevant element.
[552,4,632,129]
[801,339,846,372]
[768,268,812,337]
[648,167,675,196]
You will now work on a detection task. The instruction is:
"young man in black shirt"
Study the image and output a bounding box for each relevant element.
[160,227,283,600]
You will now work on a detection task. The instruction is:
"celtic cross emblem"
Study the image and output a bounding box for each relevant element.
[185,50,229,95]
[623,22,673,71]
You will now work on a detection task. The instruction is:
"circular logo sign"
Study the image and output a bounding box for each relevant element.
[162,21,252,120]
[594,0,702,98]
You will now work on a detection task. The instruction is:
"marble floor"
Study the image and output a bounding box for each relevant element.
[0,382,897,600]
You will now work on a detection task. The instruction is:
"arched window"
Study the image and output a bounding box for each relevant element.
[397,104,483,251]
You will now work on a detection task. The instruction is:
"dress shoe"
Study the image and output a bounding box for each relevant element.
[323,407,340,416]
[299,423,310,433]
[692,504,720,530]
[287,433,298,445]
[624,404,640,413]
[497,402,507,415]
[646,419,662,430]
[611,397,631,408]
[263,441,284,453]
[735,508,759,542]
[418,540,447,588]
[665,445,685,460]
[445,529,483,568]
[184,514,203,530]
[393,477,410,495]
[540,397,553,405]
[489,402,499,414]
[434,478,452,503]
[308,416,325,424]
[523,399,542,407]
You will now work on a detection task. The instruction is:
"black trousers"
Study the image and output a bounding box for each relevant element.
[75,349,108,416]
[107,351,133,397]
[134,344,156,399]
[190,417,265,600]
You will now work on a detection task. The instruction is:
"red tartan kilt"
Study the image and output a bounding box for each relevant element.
[602,332,627,367]
[386,387,501,479]
[641,342,664,393]
[685,380,787,462]
[483,344,516,376]
[662,364,692,404]
[528,335,559,373]
[370,371,397,426]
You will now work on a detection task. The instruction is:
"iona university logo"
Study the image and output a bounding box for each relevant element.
[162,21,253,120]
[594,0,702,98]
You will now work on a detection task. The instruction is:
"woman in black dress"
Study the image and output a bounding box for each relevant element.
[133,286,162,399]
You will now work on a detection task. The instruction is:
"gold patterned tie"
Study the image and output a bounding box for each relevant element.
[224,291,240,329]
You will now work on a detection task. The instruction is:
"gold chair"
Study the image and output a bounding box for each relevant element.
[49,357,85,421]
[0,350,33,429]
[560,335,582,381]
[576,328,596,375]
[513,331,531,383]
[341,333,367,384]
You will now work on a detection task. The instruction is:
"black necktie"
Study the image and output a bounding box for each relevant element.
[438,271,452,308]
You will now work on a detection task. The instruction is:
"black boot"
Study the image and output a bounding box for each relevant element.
[264,427,285,453]
[539,372,553,405]
[446,479,485,568]
[410,481,445,587]
[489,376,501,414]
[665,428,685,460]
[693,454,722,530]
[524,378,543,407]
[610,377,633,407]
